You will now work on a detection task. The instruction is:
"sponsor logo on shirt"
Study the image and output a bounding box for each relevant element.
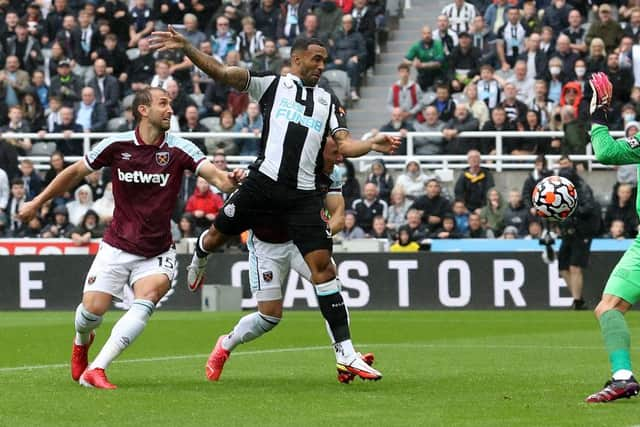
[274,98,323,132]
[116,168,170,187]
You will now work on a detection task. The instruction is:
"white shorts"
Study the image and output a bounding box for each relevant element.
[247,233,311,302]
[83,241,177,301]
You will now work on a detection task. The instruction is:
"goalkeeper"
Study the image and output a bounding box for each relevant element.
[586,72,640,403]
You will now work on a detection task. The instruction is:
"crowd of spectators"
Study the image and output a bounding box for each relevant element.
[375,0,640,157]
[0,0,637,251]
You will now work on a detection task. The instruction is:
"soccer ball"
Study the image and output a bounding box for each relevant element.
[531,175,578,221]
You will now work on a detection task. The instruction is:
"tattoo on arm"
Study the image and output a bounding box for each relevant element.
[183,44,248,91]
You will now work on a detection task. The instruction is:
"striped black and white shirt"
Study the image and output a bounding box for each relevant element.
[242,71,348,191]
[442,1,476,34]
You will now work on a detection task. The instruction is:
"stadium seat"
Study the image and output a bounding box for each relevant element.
[126,48,140,61]
[30,142,55,156]
[452,93,468,104]
[107,117,126,132]
[421,91,436,105]
[279,46,291,59]
[191,93,204,108]
[122,94,135,109]
[199,117,220,131]
[322,69,351,107]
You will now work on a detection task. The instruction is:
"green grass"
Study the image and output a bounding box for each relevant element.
[1,311,640,426]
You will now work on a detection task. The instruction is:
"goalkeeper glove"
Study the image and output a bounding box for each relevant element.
[589,72,613,125]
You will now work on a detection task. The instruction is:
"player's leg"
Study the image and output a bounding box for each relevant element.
[291,252,375,383]
[81,247,175,389]
[586,243,640,402]
[206,237,286,380]
[569,237,591,309]
[71,242,127,382]
[188,175,270,290]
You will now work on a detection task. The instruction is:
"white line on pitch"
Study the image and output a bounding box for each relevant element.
[0,343,604,373]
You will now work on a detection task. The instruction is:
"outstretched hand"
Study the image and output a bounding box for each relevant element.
[228,168,247,186]
[372,134,401,155]
[149,25,189,52]
[589,72,613,114]
[17,200,39,224]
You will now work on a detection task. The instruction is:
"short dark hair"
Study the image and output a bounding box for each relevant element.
[11,178,24,187]
[397,63,410,72]
[132,87,168,122]
[291,37,326,54]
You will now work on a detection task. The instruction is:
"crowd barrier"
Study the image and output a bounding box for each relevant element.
[8,130,624,174]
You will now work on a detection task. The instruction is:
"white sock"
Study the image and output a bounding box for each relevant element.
[333,339,356,362]
[89,299,154,370]
[613,369,634,381]
[74,303,103,345]
[222,312,280,351]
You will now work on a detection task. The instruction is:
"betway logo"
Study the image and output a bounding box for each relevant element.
[117,168,170,187]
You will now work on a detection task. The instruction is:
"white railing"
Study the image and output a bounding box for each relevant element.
[6,130,625,172]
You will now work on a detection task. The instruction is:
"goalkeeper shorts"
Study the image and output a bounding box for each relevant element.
[603,239,640,305]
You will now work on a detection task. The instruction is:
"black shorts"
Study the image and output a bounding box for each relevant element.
[214,171,332,256]
[558,234,592,270]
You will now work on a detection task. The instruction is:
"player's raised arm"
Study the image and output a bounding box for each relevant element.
[17,160,92,223]
[197,160,244,193]
[149,26,249,92]
[589,72,640,165]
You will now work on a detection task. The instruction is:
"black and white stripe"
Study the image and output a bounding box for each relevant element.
[243,71,347,190]
[442,2,476,34]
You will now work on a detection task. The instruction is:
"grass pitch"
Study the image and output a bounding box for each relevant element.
[2,311,640,426]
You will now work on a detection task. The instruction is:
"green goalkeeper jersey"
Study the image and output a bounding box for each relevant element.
[591,123,640,218]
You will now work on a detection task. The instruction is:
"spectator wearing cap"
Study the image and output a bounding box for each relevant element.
[49,58,82,107]
[447,31,481,92]
[75,86,108,132]
[585,3,623,53]
[0,56,31,109]
[6,19,43,74]
[501,225,518,239]
[40,205,74,238]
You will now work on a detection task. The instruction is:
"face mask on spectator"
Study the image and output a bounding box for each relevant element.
[574,67,586,77]
[624,113,636,122]
[550,66,561,76]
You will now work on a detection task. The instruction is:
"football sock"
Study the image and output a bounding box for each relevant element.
[74,303,103,345]
[599,309,633,376]
[316,278,351,346]
[90,299,155,370]
[222,312,281,351]
[195,231,210,258]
